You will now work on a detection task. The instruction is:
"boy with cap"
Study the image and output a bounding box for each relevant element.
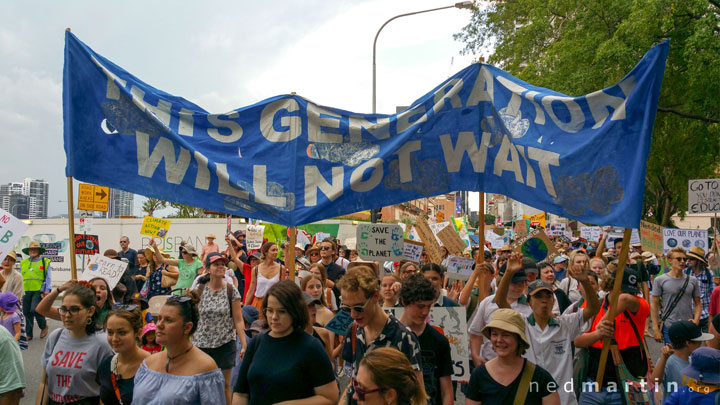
[664,347,720,404]
[651,320,714,399]
[468,258,532,366]
[496,253,600,405]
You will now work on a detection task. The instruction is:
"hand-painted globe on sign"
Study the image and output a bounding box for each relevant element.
[521,238,548,262]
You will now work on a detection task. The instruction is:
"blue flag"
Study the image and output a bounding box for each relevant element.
[63,32,668,227]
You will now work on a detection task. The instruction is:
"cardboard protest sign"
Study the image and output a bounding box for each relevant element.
[356,224,404,261]
[0,208,28,263]
[325,309,354,336]
[403,239,424,263]
[246,225,265,250]
[344,237,357,250]
[515,220,528,237]
[524,212,546,228]
[446,256,475,280]
[606,227,640,247]
[429,221,449,245]
[74,234,100,255]
[547,223,566,237]
[313,232,331,244]
[688,179,720,214]
[80,255,128,289]
[79,217,93,233]
[387,307,469,381]
[437,225,467,255]
[511,229,559,264]
[662,228,708,254]
[640,221,663,257]
[581,226,602,242]
[414,217,444,264]
[484,230,504,249]
[140,216,171,238]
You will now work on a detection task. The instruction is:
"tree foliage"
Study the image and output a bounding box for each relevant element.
[141,198,166,217]
[456,0,720,226]
[167,203,206,218]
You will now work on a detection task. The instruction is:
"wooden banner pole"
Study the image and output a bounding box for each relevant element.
[287,227,296,281]
[66,177,78,280]
[714,213,718,255]
[595,227,633,388]
[476,193,488,301]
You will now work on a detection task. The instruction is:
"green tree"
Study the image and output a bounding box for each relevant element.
[456,0,720,226]
[484,213,496,226]
[141,198,166,217]
[167,203,206,218]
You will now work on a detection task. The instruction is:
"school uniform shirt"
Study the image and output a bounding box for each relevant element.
[468,294,532,362]
[342,314,422,405]
[41,329,114,403]
[523,311,585,405]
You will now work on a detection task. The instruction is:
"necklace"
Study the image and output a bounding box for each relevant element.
[165,345,193,373]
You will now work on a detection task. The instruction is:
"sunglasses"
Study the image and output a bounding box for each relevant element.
[674,257,687,262]
[166,295,192,304]
[340,297,373,313]
[309,252,320,256]
[320,246,332,251]
[352,378,385,401]
[112,304,139,311]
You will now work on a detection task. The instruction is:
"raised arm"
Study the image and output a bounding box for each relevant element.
[495,252,523,309]
[149,239,179,266]
[570,266,600,322]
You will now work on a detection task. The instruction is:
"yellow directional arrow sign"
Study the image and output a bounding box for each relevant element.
[78,183,109,212]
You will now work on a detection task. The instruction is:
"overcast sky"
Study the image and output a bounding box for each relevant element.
[0,1,483,217]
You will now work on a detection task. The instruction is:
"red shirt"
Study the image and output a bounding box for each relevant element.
[710,285,720,318]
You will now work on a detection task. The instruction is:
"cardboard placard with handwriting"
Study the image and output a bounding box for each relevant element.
[511,228,559,264]
[515,220,528,237]
[437,225,466,255]
[640,220,663,257]
[403,239,424,263]
[414,216,444,264]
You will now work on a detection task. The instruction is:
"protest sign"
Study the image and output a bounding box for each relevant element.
[388,307,469,381]
[581,226,602,242]
[662,228,708,254]
[403,239,424,263]
[80,255,128,289]
[344,237,357,250]
[414,217,444,264]
[547,223,566,237]
[484,230,504,249]
[688,179,720,214]
[511,229,559,263]
[0,208,28,263]
[74,234,100,255]
[64,32,667,229]
[515,220,528,237]
[437,225,467,255]
[246,225,265,250]
[313,232,331,244]
[640,221,663,257]
[226,216,231,235]
[140,216,171,238]
[40,242,64,263]
[325,309,354,336]
[524,213,546,228]
[356,224,404,261]
[446,256,475,280]
[295,229,312,247]
[606,227,640,247]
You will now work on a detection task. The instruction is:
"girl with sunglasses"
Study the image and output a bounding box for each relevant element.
[96,305,149,405]
[352,347,427,405]
[233,281,338,405]
[40,282,114,404]
[132,293,225,404]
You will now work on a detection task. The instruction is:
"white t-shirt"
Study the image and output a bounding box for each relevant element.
[335,257,349,270]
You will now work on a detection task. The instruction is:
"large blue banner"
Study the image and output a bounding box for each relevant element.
[63,32,667,227]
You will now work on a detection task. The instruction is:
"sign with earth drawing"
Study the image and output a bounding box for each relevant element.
[510,228,559,263]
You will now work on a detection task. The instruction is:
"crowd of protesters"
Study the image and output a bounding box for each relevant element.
[0,224,719,404]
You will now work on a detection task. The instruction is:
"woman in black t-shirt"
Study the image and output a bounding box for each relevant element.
[232,281,337,405]
[97,306,149,405]
[466,309,560,405]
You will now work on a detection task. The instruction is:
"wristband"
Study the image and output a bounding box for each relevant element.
[56,287,62,294]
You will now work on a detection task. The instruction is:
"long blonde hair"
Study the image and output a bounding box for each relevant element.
[360,347,428,405]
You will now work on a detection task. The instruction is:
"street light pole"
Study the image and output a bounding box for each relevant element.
[370,1,473,223]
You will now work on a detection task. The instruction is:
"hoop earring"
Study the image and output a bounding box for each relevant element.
[87,318,92,325]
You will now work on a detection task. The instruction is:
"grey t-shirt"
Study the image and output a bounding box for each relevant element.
[41,328,113,403]
[657,354,688,395]
[651,274,700,328]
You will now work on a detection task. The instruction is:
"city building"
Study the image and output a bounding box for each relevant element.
[107,188,134,218]
[0,179,48,219]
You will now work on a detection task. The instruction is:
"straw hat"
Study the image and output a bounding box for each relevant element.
[144,247,170,267]
[182,244,198,256]
[206,234,216,240]
[481,308,530,347]
[687,246,707,266]
[22,240,45,255]
[4,251,17,262]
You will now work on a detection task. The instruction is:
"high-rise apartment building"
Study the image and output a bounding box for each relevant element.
[107,189,134,218]
[0,179,48,219]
